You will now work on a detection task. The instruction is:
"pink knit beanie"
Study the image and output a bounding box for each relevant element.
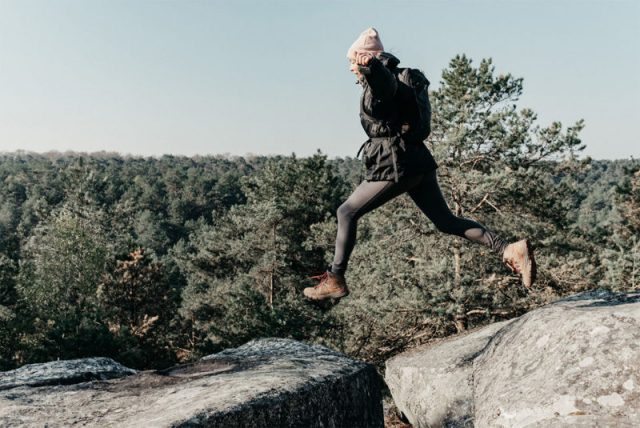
[346,27,384,60]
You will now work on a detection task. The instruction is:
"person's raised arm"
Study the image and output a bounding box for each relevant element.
[358,53,397,101]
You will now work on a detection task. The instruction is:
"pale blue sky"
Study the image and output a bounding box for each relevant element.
[0,0,638,159]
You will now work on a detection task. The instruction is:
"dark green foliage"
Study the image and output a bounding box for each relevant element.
[600,165,640,289]
[426,55,588,299]
[0,152,261,368]
[97,248,180,369]
[0,55,637,372]
[14,202,113,364]
[171,152,347,358]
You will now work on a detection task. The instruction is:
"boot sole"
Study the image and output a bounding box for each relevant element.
[523,239,537,288]
[304,289,350,302]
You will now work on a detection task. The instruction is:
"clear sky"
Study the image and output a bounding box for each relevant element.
[0,0,638,160]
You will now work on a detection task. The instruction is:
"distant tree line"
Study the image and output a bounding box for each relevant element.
[0,55,637,371]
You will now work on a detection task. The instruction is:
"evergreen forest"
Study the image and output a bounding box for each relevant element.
[1,55,638,372]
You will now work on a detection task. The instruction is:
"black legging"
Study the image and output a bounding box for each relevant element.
[331,169,509,276]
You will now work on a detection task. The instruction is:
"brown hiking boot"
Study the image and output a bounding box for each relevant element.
[303,270,349,301]
[503,239,537,288]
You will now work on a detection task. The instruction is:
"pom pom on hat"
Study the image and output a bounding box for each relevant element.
[346,27,384,60]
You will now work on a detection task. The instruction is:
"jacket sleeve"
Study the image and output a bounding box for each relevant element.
[359,56,397,101]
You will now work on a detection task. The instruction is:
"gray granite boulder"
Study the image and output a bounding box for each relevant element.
[0,338,383,427]
[385,291,640,427]
[0,357,137,391]
[385,320,514,427]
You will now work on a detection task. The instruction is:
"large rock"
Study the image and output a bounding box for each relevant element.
[0,338,383,427]
[385,291,640,427]
[0,357,137,390]
[385,320,514,427]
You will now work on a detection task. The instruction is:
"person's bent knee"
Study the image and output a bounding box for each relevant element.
[337,203,357,222]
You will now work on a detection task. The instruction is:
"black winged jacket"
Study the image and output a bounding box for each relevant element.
[355,52,438,182]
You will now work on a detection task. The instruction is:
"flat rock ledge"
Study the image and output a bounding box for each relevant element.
[385,291,640,427]
[0,338,383,428]
[0,357,137,391]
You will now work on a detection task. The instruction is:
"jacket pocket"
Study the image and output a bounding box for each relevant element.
[364,138,400,179]
[362,139,379,170]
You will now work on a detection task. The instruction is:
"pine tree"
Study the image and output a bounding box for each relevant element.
[601,167,640,289]
[97,247,179,368]
[171,152,347,356]
[14,202,113,364]
[308,55,589,365]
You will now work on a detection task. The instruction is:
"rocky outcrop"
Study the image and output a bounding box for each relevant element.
[0,338,383,427]
[385,291,640,427]
[0,357,137,390]
[385,320,514,427]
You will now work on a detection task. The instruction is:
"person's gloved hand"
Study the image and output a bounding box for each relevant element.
[354,51,374,66]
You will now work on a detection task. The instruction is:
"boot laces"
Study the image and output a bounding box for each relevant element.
[505,257,521,274]
[307,271,329,288]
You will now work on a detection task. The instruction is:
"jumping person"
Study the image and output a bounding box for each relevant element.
[303,27,536,302]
